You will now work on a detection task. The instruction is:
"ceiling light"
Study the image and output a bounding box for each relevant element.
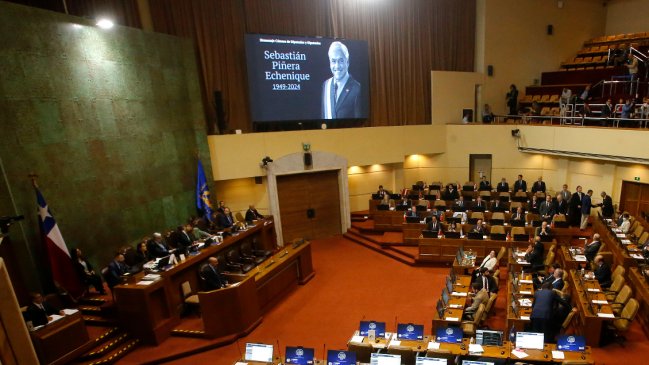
[96,18,114,29]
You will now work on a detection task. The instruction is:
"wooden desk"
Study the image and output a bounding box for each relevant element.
[506,280,532,332]
[558,246,588,271]
[628,267,649,339]
[462,340,510,360]
[419,237,539,265]
[568,270,614,347]
[29,311,92,365]
[507,343,594,364]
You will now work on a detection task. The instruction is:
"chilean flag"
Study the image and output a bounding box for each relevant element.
[36,188,84,298]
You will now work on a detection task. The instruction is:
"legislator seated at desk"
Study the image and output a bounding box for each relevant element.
[593,255,612,288]
[426,216,442,232]
[496,178,509,193]
[535,221,552,237]
[539,195,555,222]
[479,177,492,192]
[584,234,602,263]
[218,207,236,228]
[24,292,65,327]
[524,237,545,272]
[464,283,489,320]
[200,257,230,290]
[510,207,525,223]
[528,195,540,214]
[453,196,468,212]
[490,200,507,213]
[105,252,130,288]
[472,197,487,212]
[170,224,197,254]
[245,204,265,222]
[148,232,171,259]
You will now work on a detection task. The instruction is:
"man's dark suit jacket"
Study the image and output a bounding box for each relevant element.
[491,201,507,212]
[472,201,486,212]
[479,181,491,191]
[321,75,362,119]
[525,242,545,268]
[26,301,59,327]
[148,239,170,259]
[245,209,263,222]
[496,182,509,192]
[584,241,601,262]
[532,181,546,193]
[595,261,612,287]
[555,200,568,215]
[581,194,592,215]
[539,201,555,218]
[551,277,565,290]
[514,180,527,192]
[601,195,614,218]
[106,259,128,288]
[218,213,235,228]
[531,289,558,320]
[201,264,227,291]
[443,189,459,201]
[174,231,195,250]
[426,220,440,231]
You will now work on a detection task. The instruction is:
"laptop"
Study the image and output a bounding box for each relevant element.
[435,326,463,343]
[396,323,424,340]
[285,346,315,365]
[513,234,530,242]
[405,216,421,223]
[476,329,504,346]
[511,220,525,227]
[445,231,461,239]
[359,321,386,337]
[416,357,448,365]
[371,194,382,200]
[490,233,507,241]
[244,343,274,363]
[326,350,356,365]
[377,204,389,211]
[556,335,586,352]
[468,232,484,240]
[539,234,553,242]
[515,332,545,350]
[422,230,438,238]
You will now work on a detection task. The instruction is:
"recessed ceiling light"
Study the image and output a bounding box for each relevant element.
[96,18,114,29]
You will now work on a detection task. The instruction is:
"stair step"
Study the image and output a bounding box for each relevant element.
[79,332,130,360]
[80,306,103,314]
[91,327,120,345]
[79,297,107,306]
[171,328,207,338]
[77,338,140,365]
[83,315,117,326]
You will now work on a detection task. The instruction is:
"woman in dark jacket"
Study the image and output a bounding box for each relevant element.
[72,248,105,295]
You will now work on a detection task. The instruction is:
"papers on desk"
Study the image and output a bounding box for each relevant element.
[520,316,530,320]
[390,340,401,347]
[468,344,484,353]
[622,239,632,245]
[427,342,441,350]
[136,280,156,286]
[519,291,532,295]
[616,234,627,238]
[516,259,530,265]
[142,274,161,281]
[597,312,615,318]
[449,304,462,309]
[552,350,565,359]
[573,255,587,262]
[592,299,609,305]
[350,335,364,344]
[587,288,600,292]
[518,298,533,307]
[519,279,533,284]
[62,308,79,315]
[235,362,248,365]
[48,314,64,324]
[451,292,468,297]
[631,253,644,259]
[511,349,529,359]
[444,317,459,321]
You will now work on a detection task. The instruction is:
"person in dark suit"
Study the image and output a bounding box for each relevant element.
[550,268,565,290]
[531,176,546,194]
[513,175,527,192]
[472,196,486,212]
[511,207,525,221]
[584,234,601,263]
[554,193,568,216]
[453,196,467,212]
[443,183,459,200]
[535,221,551,237]
[134,240,151,266]
[218,207,235,229]
[426,215,440,232]
[569,186,583,227]
[25,292,64,327]
[491,199,507,212]
[580,189,593,230]
[528,195,540,213]
[71,248,105,295]
[406,206,419,218]
[479,176,491,191]
[539,195,555,222]
[148,233,170,259]
[376,185,388,198]
[105,252,129,288]
[496,178,509,192]
[429,207,443,221]
[245,204,264,222]
[216,200,226,214]
[173,224,196,253]
[525,237,545,271]
[531,282,562,343]
[321,41,362,119]
[476,267,498,294]
[534,263,560,289]
[201,257,229,291]
[594,192,614,219]
[472,219,486,235]
[593,255,612,288]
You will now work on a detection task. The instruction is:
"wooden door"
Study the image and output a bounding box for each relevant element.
[620,181,649,216]
[277,170,341,242]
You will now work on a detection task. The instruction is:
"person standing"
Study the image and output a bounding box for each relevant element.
[580,189,593,230]
[569,186,583,227]
[506,84,519,116]
[530,282,560,343]
[594,192,614,219]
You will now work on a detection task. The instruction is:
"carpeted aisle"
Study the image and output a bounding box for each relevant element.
[118,235,648,365]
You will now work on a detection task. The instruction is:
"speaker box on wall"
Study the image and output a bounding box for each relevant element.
[254,176,262,184]
[547,24,553,35]
[304,152,313,167]
[214,91,226,134]
[487,65,494,76]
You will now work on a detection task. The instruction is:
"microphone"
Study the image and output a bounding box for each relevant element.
[235,338,243,361]
[322,344,326,363]
[276,339,282,363]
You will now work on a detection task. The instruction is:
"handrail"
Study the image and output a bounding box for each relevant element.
[491,114,649,128]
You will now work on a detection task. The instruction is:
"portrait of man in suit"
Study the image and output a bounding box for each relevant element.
[321,41,362,119]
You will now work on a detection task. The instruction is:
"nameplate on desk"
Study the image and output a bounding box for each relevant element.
[469,344,484,353]
[518,298,532,307]
[622,240,631,245]
[520,279,533,284]
[587,288,600,292]
[592,300,608,304]
[390,340,401,346]
[517,260,530,264]
[451,292,467,297]
[427,342,441,350]
[350,335,364,344]
[449,304,462,308]
[520,316,530,320]
[235,362,248,365]
[445,317,459,321]
[62,309,79,315]
[597,312,615,318]
[519,291,532,295]
[552,351,565,359]
[631,253,644,259]
[616,234,626,238]
[574,255,587,262]
[511,350,529,359]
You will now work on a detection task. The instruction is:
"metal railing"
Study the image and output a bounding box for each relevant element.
[490,114,649,128]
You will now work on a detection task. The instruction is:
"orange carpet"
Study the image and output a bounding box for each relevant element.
[117,235,649,365]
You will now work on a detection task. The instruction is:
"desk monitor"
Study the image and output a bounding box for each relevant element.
[396,205,408,211]
[446,216,462,224]
[511,220,525,227]
[445,231,461,239]
[456,251,463,265]
[377,204,389,211]
[468,232,484,240]
[327,350,356,365]
[462,185,475,192]
[408,194,420,200]
[513,234,529,242]
[449,268,457,283]
[435,326,463,343]
[441,287,450,305]
[396,323,424,340]
[476,329,504,346]
[515,332,545,350]
[422,230,438,238]
[490,233,507,241]
[285,346,314,365]
[531,220,542,227]
[416,205,428,212]
[406,216,421,223]
[371,194,382,200]
[359,321,386,337]
[446,276,454,293]
[556,335,586,352]
[436,299,445,318]
[370,353,401,365]
[244,343,274,362]
[539,234,553,242]
[424,194,437,200]
[416,357,448,365]
[461,361,495,365]
[389,194,401,200]
[459,247,465,257]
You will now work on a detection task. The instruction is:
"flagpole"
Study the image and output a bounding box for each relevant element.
[0,155,36,269]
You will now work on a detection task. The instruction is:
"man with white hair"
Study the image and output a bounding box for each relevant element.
[321,41,362,119]
[148,232,170,258]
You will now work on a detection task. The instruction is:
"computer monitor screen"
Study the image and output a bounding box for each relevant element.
[446,276,454,293]
[245,343,274,362]
[285,346,314,365]
[326,350,356,365]
[556,335,586,352]
[370,353,401,365]
[476,329,504,346]
[456,251,463,264]
[441,288,450,305]
[436,299,444,318]
[449,268,456,283]
[461,361,495,365]
[359,321,386,337]
[396,323,424,340]
[515,332,545,350]
[416,357,448,365]
[435,326,463,343]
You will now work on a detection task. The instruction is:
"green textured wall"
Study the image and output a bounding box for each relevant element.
[0,1,211,291]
